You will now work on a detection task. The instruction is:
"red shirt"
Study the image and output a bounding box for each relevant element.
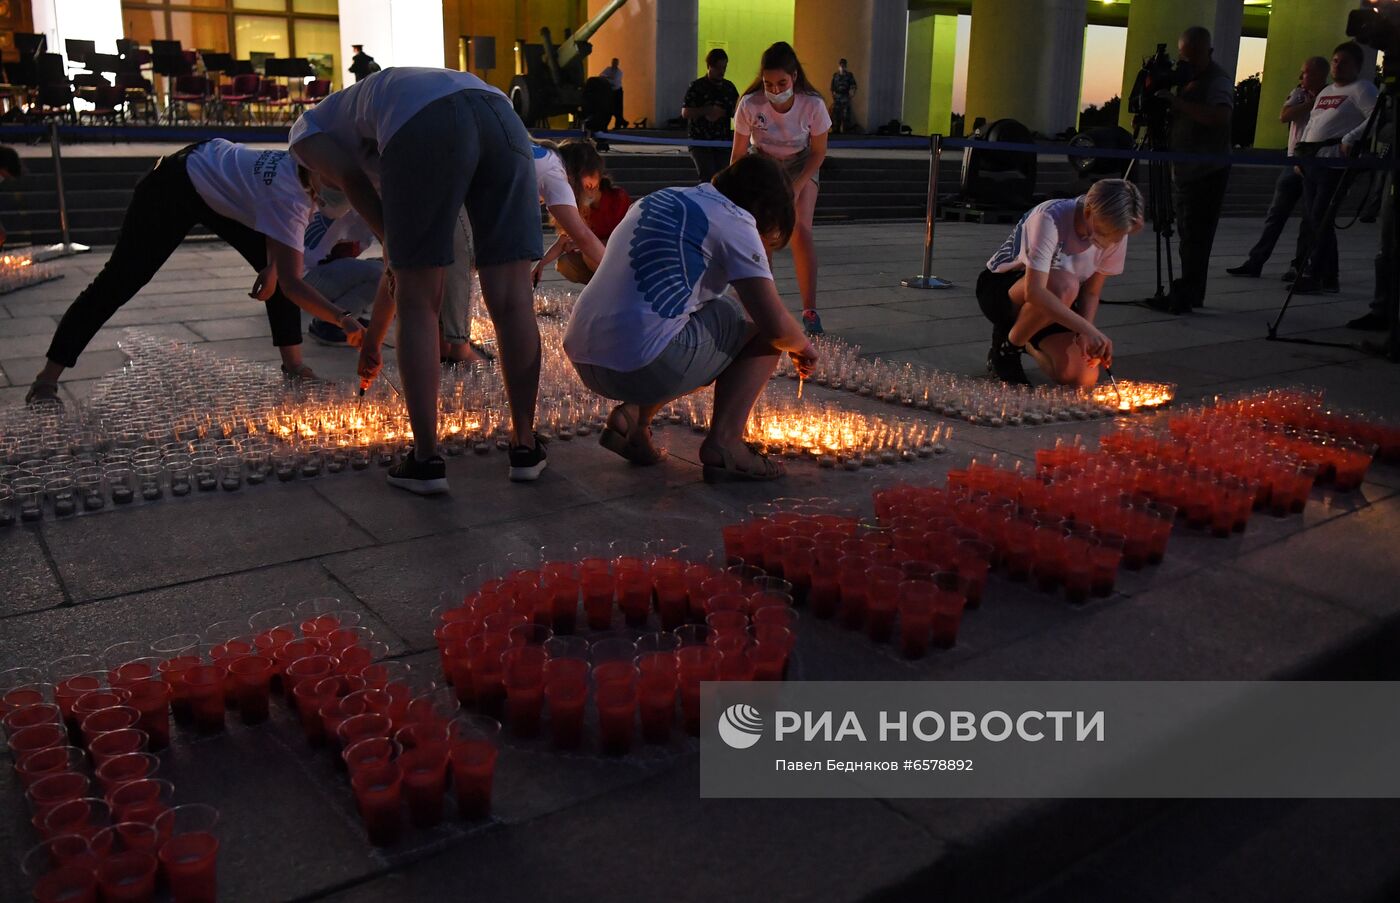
[588,186,632,242]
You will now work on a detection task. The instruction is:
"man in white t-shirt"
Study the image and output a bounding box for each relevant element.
[290,67,546,492]
[1291,42,1377,295]
[978,180,1144,387]
[564,156,817,482]
[599,59,625,129]
[1227,55,1328,280]
[28,139,368,404]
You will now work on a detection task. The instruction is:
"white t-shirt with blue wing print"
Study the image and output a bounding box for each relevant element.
[564,183,772,372]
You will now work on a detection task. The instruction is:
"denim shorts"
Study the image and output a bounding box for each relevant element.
[380,89,542,269]
[574,296,754,406]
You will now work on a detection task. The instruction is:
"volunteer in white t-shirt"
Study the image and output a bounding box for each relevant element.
[565,156,818,482]
[731,41,830,336]
[977,179,1145,387]
[289,67,546,493]
[1291,42,1377,295]
[530,140,608,286]
[27,139,366,405]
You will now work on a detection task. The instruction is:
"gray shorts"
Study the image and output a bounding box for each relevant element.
[380,89,542,269]
[574,296,754,406]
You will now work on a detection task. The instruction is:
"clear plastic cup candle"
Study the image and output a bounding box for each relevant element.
[156,804,220,903]
[448,714,501,820]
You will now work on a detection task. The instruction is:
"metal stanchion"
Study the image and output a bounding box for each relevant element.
[902,133,952,289]
[33,122,90,261]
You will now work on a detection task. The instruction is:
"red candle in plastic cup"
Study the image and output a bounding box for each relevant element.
[9,720,67,760]
[87,728,147,767]
[897,581,934,659]
[449,714,501,819]
[342,736,399,781]
[501,647,547,738]
[466,634,510,719]
[930,589,966,649]
[283,654,338,704]
[349,758,403,845]
[653,575,689,632]
[28,771,91,822]
[155,804,219,903]
[1089,533,1124,597]
[95,848,158,903]
[16,745,83,790]
[156,657,200,727]
[863,566,901,643]
[637,671,676,743]
[107,658,162,694]
[397,734,450,828]
[543,660,588,750]
[42,797,111,843]
[223,655,275,725]
[79,706,140,749]
[21,834,98,903]
[123,681,171,752]
[1,685,51,721]
[580,572,615,632]
[95,753,159,795]
[1061,539,1095,605]
[53,674,103,732]
[108,778,175,828]
[596,681,637,755]
[179,667,224,735]
[676,646,719,736]
[835,557,872,631]
[616,570,653,630]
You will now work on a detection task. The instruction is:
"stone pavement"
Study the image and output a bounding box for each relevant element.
[2,217,1400,903]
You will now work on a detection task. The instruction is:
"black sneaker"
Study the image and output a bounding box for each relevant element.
[1225,262,1261,277]
[508,435,548,482]
[1288,276,1322,295]
[386,454,449,495]
[1346,311,1389,331]
[986,330,1030,386]
[1282,268,1298,282]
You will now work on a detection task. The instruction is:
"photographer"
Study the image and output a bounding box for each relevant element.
[1291,42,1377,297]
[1147,26,1233,316]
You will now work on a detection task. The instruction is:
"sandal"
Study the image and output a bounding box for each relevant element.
[700,443,784,483]
[281,363,317,380]
[599,403,665,466]
[25,380,62,406]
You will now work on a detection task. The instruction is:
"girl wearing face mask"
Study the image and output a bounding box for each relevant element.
[731,41,830,335]
[27,138,365,404]
[978,178,1145,387]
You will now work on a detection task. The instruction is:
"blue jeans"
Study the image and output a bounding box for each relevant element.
[1245,167,1308,270]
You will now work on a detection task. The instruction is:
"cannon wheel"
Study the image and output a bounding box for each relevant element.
[509,76,535,125]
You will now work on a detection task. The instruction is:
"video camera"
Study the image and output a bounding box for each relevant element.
[1348,0,1400,55]
[1127,43,1191,138]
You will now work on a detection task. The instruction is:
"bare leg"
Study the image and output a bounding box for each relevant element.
[279,345,305,371]
[1028,333,1098,387]
[440,338,488,365]
[389,265,446,460]
[791,181,820,313]
[477,260,539,447]
[700,334,782,465]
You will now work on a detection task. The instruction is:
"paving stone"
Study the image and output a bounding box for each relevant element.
[40,484,374,601]
[0,526,66,616]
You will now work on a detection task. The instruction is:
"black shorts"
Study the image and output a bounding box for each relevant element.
[975,268,1071,351]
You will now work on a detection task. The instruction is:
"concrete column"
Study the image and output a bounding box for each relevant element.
[903,8,957,136]
[587,0,697,127]
[1117,0,1223,131]
[1211,0,1244,85]
[1254,0,1370,149]
[338,0,445,71]
[965,0,1087,135]
[793,0,908,130]
[30,0,122,62]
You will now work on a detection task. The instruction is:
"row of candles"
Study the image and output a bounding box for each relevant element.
[3,654,222,902]
[717,498,980,655]
[431,539,803,756]
[0,252,58,294]
[774,334,1177,423]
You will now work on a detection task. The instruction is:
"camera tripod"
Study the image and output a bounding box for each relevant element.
[1124,116,1177,308]
[1267,71,1398,357]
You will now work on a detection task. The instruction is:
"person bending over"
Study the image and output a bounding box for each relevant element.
[564,156,818,482]
[27,139,365,405]
[290,67,545,494]
[530,139,613,287]
[980,178,1145,387]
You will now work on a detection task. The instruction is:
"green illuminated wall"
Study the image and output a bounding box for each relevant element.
[697,0,794,88]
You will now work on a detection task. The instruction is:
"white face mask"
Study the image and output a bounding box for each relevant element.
[315,186,351,219]
[765,87,794,105]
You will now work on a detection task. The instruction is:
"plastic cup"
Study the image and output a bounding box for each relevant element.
[94,753,159,795]
[123,681,171,752]
[676,646,720,736]
[15,745,84,790]
[156,655,200,727]
[107,778,176,828]
[93,823,159,903]
[349,761,403,847]
[501,647,547,738]
[87,728,147,767]
[21,834,98,903]
[580,571,616,631]
[225,655,275,725]
[42,797,112,842]
[397,728,450,829]
[897,581,934,659]
[79,706,140,748]
[449,714,501,820]
[179,666,224,735]
[466,634,510,719]
[9,718,67,760]
[155,804,220,903]
[343,735,399,777]
[543,659,588,751]
[930,588,967,649]
[1090,533,1124,597]
[108,658,163,695]
[283,653,338,703]
[1,682,54,722]
[28,771,91,823]
[596,680,637,755]
[5,700,64,738]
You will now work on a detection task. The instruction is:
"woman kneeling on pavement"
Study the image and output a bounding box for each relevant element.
[563,155,818,482]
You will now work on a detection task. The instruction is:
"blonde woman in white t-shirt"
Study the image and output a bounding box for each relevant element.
[731,41,830,335]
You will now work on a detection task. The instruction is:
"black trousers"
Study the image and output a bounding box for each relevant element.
[1171,167,1231,307]
[1244,167,1308,271]
[46,147,302,368]
[1300,166,1347,285]
[689,146,730,182]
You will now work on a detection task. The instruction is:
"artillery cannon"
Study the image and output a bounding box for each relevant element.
[509,0,628,128]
